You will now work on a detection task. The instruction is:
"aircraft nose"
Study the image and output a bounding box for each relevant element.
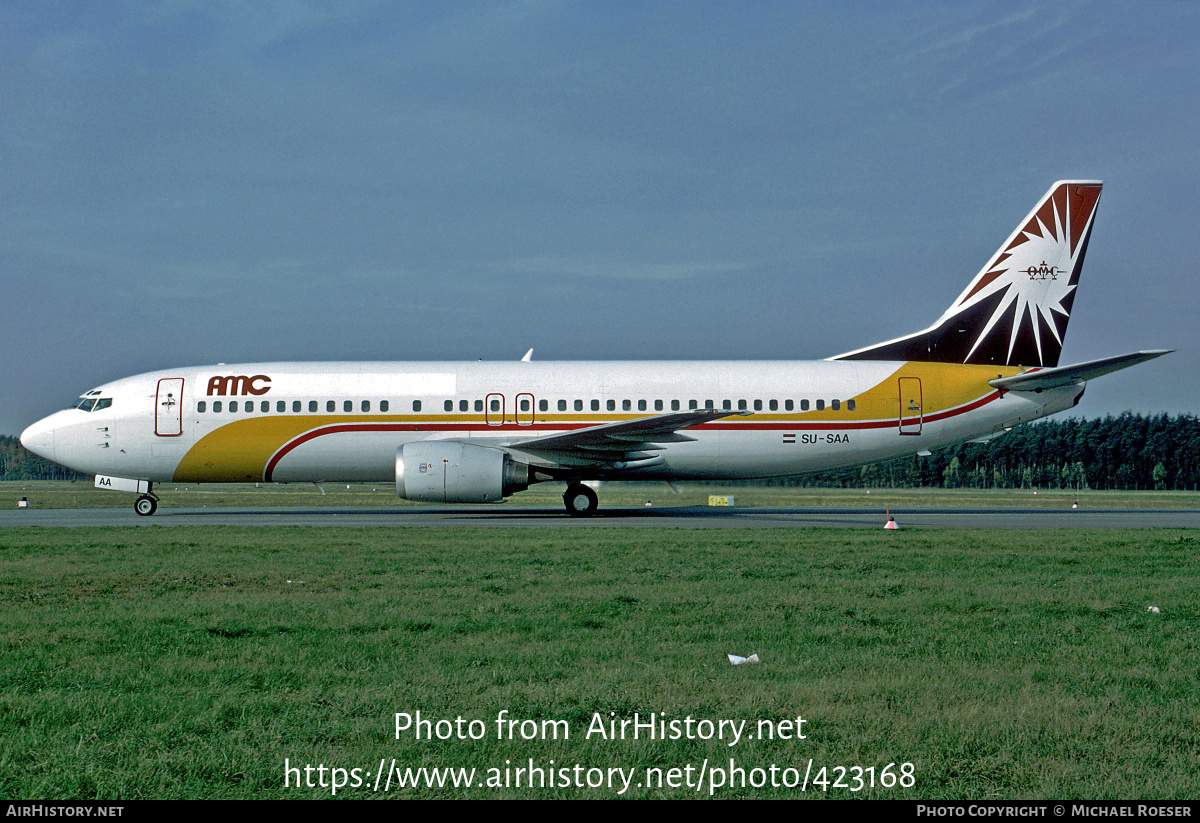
[20,416,57,463]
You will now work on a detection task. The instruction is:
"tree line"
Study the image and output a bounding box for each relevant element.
[756,413,1200,491]
[4,413,1199,490]
[0,435,89,481]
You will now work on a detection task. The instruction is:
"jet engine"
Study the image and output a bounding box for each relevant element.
[396,442,529,503]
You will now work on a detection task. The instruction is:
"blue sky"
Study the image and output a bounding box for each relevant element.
[3,1,1196,435]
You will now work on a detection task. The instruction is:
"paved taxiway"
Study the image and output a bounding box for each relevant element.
[4,506,1200,528]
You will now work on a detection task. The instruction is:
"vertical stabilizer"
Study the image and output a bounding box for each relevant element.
[833,181,1103,367]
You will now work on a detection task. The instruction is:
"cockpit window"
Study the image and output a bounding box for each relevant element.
[73,397,112,412]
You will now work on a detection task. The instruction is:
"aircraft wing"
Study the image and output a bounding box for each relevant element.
[988,350,1172,392]
[505,408,750,466]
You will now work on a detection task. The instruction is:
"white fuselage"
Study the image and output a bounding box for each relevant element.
[21,359,1080,488]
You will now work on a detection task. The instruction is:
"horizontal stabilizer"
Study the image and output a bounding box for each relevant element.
[988,350,1171,392]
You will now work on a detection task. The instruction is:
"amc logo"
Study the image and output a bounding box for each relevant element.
[206,375,272,396]
[1022,261,1060,281]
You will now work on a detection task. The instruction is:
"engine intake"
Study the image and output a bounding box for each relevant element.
[396,442,529,503]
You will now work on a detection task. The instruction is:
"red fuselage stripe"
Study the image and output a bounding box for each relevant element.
[262,391,1002,481]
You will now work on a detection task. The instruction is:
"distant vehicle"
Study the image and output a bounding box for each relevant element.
[20,181,1168,516]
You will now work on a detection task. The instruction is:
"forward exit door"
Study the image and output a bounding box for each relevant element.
[155,378,185,437]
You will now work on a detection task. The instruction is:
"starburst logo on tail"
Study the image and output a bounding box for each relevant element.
[831,181,1103,368]
[952,183,1101,366]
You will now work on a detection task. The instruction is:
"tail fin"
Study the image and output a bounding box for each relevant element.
[833,181,1103,367]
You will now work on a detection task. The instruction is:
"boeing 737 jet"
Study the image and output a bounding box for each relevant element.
[20,181,1169,516]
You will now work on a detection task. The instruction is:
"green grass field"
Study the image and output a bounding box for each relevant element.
[2,526,1197,798]
[5,479,1200,511]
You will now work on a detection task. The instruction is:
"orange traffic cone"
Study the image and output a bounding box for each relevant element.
[884,507,898,530]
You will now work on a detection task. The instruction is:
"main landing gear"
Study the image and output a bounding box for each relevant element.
[134,485,158,517]
[563,483,598,517]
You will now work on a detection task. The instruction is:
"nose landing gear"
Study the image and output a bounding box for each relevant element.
[563,483,598,517]
[134,487,158,516]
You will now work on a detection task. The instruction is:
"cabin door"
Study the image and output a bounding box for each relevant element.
[515,393,535,426]
[485,393,505,426]
[898,377,923,436]
[155,378,185,437]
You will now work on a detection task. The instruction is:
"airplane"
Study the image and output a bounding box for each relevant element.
[19,180,1170,517]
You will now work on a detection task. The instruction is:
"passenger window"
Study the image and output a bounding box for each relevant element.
[229,401,239,412]
[671,400,679,411]
[309,401,318,412]
[475,400,483,412]
[816,399,826,411]
[738,399,747,411]
[460,400,468,412]
[607,399,616,411]
[277,401,285,412]
[689,400,698,409]
[324,400,333,412]
[786,400,795,411]
[655,400,664,411]
[832,399,840,411]
[539,399,548,412]
[445,400,453,412]
[413,400,421,412]
[197,401,206,413]
[521,399,531,412]
[558,399,568,411]
[799,400,808,411]
[380,401,389,412]
[261,400,270,413]
[753,399,762,411]
[344,400,353,412]
[363,400,371,412]
[848,399,856,411]
[213,401,223,412]
[490,398,500,412]
[574,399,583,411]
[591,400,600,411]
[769,399,778,411]
[622,400,631,411]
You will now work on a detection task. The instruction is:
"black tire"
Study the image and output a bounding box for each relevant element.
[134,495,158,516]
[563,484,598,517]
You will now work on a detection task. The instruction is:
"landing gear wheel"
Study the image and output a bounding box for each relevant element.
[134,495,158,517]
[563,484,598,517]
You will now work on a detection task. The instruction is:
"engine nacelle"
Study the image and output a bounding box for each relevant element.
[396,442,529,503]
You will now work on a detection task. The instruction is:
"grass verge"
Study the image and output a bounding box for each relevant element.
[4,480,1200,511]
[1,527,1197,798]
